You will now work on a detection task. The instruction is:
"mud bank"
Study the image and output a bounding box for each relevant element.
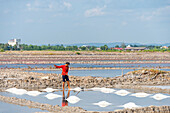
[0,69,170,94]
[0,95,170,113]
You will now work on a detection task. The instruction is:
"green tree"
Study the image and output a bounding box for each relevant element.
[13,45,18,50]
[41,45,47,50]
[115,45,119,48]
[133,44,138,47]
[73,46,78,50]
[4,43,9,50]
[47,44,51,49]
[121,43,126,48]
[28,45,34,50]
[100,45,108,50]
[89,46,96,50]
[79,46,87,50]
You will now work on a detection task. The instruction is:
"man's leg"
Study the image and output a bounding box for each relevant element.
[67,81,71,89]
[63,82,65,90]
[65,75,71,89]
[62,75,66,90]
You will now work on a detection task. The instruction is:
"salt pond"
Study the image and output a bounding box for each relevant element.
[1,88,170,112]
[28,68,169,78]
[0,101,47,113]
[29,69,133,77]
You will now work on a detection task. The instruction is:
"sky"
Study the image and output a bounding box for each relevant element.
[0,0,170,45]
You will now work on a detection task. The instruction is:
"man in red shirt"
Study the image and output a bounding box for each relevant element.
[54,62,71,90]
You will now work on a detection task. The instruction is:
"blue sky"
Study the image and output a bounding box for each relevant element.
[0,0,170,44]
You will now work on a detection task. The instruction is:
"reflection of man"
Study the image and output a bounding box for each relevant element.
[62,90,70,107]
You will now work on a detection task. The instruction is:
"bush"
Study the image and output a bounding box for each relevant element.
[76,52,81,55]
[48,53,56,55]
[0,49,5,52]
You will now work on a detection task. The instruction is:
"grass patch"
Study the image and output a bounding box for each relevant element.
[0,49,5,52]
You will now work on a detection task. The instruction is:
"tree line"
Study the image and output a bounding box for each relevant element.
[0,43,169,52]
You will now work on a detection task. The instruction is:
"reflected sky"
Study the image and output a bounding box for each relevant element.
[29,69,133,77]
[0,100,47,113]
[29,68,169,78]
[0,88,170,112]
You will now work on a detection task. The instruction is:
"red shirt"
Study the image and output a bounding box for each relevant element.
[55,65,69,75]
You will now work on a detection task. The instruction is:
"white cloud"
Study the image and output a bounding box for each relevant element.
[26,3,31,7]
[25,1,72,12]
[139,5,170,21]
[26,3,34,11]
[63,2,72,9]
[3,9,10,14]
[12,22,16,25]
[48,4,53,9]
[121,21,128,26]
[121,9,134,13]
[25,19,34,23]
[84,5,106,17]
[139,14,152,21]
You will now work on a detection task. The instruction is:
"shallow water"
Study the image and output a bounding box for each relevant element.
[28,68,169,78]
[0,63,169,69]
[0,101,47,113]
[1,88,170,112]
[29,69,133,77]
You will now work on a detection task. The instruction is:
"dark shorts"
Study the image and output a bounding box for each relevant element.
[62,75,69,82]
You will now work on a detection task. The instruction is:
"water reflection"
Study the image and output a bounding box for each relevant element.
[62,90,70,107]
[1,88,170,112]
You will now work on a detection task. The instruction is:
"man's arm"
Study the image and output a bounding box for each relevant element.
[54,65,64,68]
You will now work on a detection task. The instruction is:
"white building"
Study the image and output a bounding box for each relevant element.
[126,45,131,48]
[8,39,21,48]
[161,46,168,49]
[96,47,101,50]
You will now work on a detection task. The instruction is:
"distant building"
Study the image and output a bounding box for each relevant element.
[110,47,123,50]
[81,45,91,48]
[126,45,131,48]
[125,47,147,51]
[96,47,101,50]
[161,46,168,49]
[8,39,21,48]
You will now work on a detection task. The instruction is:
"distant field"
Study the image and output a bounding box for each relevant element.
[0,51,169,65]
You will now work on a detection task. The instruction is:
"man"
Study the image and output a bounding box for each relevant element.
[54,62,71,90]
